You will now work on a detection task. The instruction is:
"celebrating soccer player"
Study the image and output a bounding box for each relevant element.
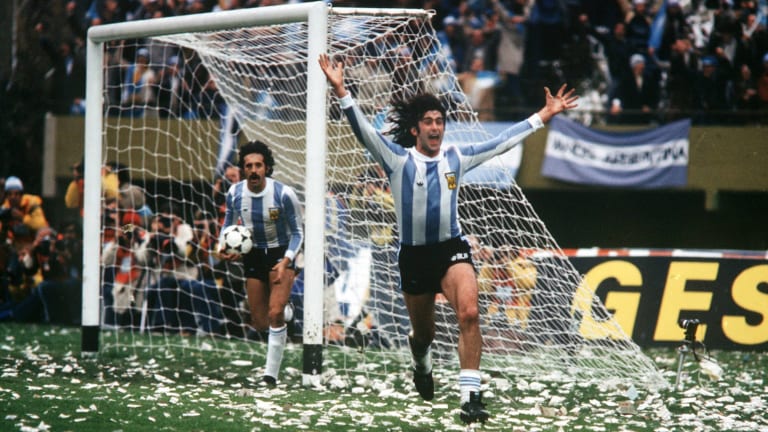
[218,140,304,387]
[319,53,577,424]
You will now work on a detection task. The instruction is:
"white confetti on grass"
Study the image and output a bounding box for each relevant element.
[3,326,768,432]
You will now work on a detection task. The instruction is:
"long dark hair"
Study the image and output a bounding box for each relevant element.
[385,93,446,148]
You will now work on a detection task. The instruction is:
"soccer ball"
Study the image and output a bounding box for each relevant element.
[220,225,253,255]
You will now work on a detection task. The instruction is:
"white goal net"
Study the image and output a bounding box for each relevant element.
[84,3,667,391]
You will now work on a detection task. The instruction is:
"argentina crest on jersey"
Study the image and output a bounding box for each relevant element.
[444,172,457,190]
[269,207,280,220]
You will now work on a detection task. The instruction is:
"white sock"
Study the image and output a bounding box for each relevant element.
[264,325,287,380]
[459,369,482,404]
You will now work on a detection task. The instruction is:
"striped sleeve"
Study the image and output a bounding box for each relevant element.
[281,185,304,262]
[460,114,544,172]
[339,94,407,175]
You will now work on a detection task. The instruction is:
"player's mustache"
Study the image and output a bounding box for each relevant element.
[249,174,260,180]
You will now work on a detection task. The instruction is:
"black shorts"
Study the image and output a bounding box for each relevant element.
[398,236,475,295]
[242,246,293,284]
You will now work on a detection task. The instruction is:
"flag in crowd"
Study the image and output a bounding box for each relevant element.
[541,116,690,188]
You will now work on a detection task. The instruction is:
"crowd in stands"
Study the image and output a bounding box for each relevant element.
[3,0,766,333]
[0,163,250,336]
[1,176,82,325]
[39,0,768,125]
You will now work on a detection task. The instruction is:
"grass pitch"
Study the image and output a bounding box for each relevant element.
[1,323,766,431]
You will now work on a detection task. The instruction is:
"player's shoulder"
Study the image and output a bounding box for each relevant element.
[228,180,246,194]
[270,179,298,197]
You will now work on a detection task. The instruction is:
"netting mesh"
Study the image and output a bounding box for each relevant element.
[95,7,666,390]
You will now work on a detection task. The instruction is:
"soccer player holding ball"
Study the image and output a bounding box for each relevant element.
[319,53,577,424]
[218,140,304,387]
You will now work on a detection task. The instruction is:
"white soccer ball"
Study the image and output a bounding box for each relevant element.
[220,224,253,255]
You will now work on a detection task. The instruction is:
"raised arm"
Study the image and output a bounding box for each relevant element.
[460,84,579,172]
[536,84,579,124]
[318,54,348,99]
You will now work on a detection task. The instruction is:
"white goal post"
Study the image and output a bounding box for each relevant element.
[82,1,336,384]
[81,1,668,391]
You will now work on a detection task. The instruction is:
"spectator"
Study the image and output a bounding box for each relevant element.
[66,159,120,218]
[579,0,625,33]
[0,177,23,308]
[180,209,226,335]
[457,0,487,42]
[1,176,50,248]
[694,55,731,123]
[609,53,661,124]
[491,0,529,114]
[121,47,158,116]
[212,162,242,226]
[0,225,82,324]
[625,0,652,57]
[439,15,467,73]
[197,77,226,119]
[36,23,87,115]
[708,16,751,82]
[64,159,85,217]
[435,15,458,72]
[101,211,150,327]
[591,20,634,97]
[462,26,497,74]
[156,55,184,118]
[522,0,568,107]
[657,0,692,62]
[666,37,700,120]
[145,203,196,333]
[526,0,568,65]
[458,55,499,121]
[732,63,760,122]
[104,41,128,116]
[111,162,153,221]
[561,11,598,91]
[88,0,127,27]
[477,245,536,352]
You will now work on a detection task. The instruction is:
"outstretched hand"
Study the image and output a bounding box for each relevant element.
[318,54,347,98]
[538,84,579,123]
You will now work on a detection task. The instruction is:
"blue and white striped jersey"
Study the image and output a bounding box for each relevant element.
[221,178,304,261]
[339,94,544,246]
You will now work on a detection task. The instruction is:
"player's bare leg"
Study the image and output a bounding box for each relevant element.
[246,278,269,331]
[442,263,489,424]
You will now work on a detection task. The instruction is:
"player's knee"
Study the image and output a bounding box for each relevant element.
[456,304,480,327]
[267,306,285,326]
